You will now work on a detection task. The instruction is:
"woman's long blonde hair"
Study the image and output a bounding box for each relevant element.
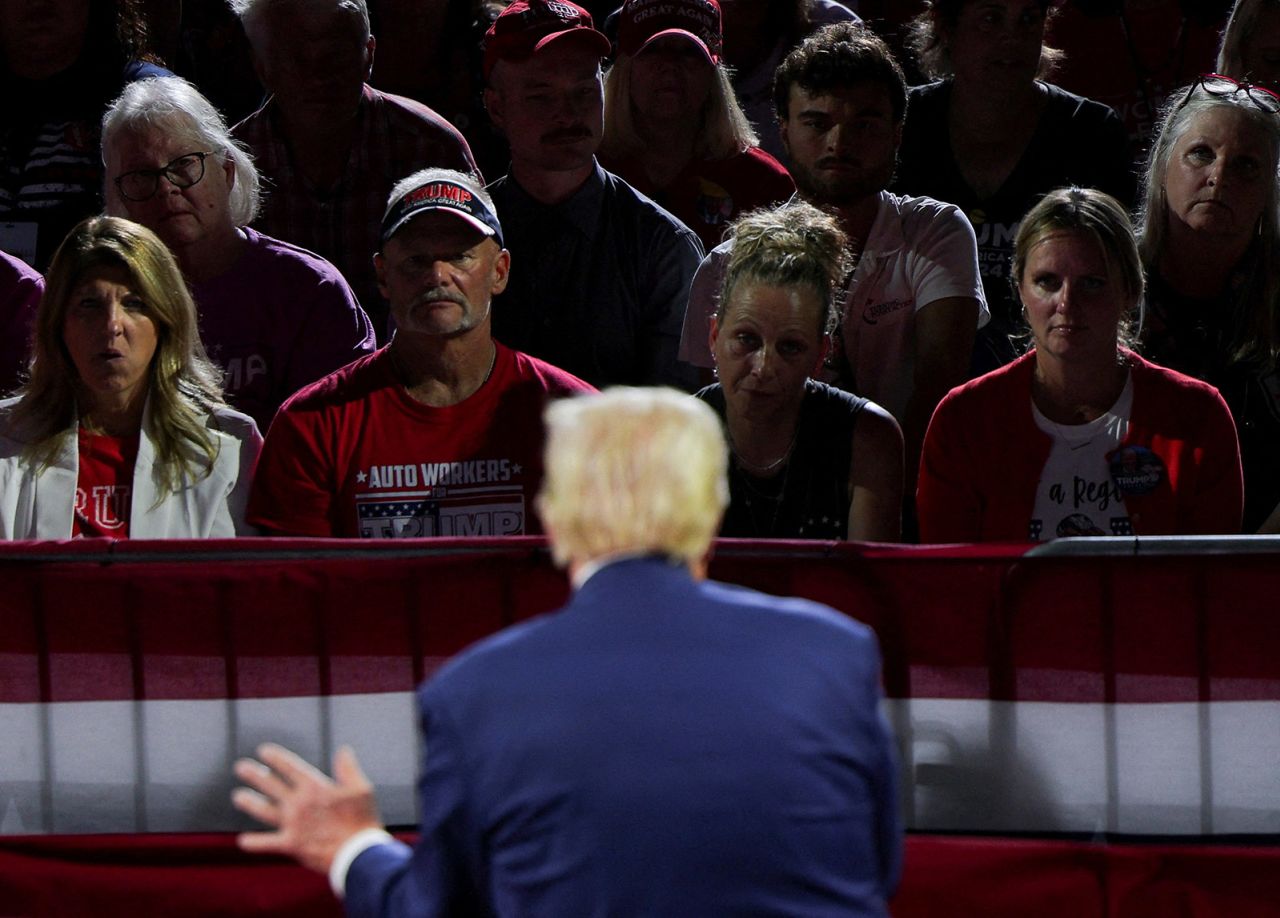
[14,216,228,495]
[601,53,757,162]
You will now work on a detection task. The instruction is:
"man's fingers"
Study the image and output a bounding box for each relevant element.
[257,742,330,787]
[232,786,281,826]
[234,757,292,802]
[333,744,370,789]
[236,829,290,855]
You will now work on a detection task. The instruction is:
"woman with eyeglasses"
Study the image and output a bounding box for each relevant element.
[101,76,375,431]
[918,187,1243,542]
[893,0,1135,375]
[0,216,261,539]
[1135,74,1280,532]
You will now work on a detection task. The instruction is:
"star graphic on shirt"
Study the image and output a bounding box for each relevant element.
[511,463,523,475]
[207,343,223,358]
[356,470,367,483]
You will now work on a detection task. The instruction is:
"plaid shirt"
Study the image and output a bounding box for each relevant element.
[233,85,478,340]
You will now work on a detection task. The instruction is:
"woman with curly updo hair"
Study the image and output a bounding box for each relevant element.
[698,200,904,540]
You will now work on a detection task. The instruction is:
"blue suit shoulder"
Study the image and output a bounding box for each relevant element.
[421,557,881,710]
[698,576,880,647]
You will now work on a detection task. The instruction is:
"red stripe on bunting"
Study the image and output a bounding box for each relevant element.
[1,538,1278,704]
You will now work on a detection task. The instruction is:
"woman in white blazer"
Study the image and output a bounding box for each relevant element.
[0,216,261,539]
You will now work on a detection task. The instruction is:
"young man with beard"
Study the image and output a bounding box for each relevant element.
[247,169,594,538]
[681,22,987,501]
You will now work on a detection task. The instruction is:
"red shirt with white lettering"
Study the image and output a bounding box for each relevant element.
[247,343,595,537]
[73,428,140,539]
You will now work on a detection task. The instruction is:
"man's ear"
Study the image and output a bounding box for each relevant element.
[490,247,511,296]
[708,314,720,358]
[364,34,376,81]
[249,48,269,90]
[484,85,505,134]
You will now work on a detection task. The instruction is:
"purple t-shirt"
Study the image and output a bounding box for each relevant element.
[192,227,375,431]
[0,250,41,397]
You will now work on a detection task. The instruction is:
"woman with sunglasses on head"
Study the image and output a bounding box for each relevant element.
[918,187,1243,542]
[101,76,375,431]
[0,216,260,539]
[1136,74,1280,532]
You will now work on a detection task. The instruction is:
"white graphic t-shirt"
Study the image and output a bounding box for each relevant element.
[1029,374,1134,541]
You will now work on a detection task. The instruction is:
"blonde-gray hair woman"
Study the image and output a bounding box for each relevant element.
[0,216,261,538]
[1134,76,1280,531]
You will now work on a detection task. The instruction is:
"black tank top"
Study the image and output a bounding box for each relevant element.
[697,379,867,539]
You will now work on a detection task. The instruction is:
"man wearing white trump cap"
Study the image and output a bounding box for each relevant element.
[247,167,594,538]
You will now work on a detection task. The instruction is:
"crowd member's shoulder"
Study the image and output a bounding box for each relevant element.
[0,394,22,431]
[1039,80,1124,127]
[699,576,879,651]
[207,404,261,442]
[274,348,389,416]
[599,167,704,252]
[508,346,597,397]
[882,190,972,236]
[240,228,352,287]
[808,0,861,26]
[365,85,477,171]
[936,350,1035,413]
[807,378,867,414]
[904,80,949,114]
[0,250,41,290]
[737,147,795,189]
[1127,350,1236,414]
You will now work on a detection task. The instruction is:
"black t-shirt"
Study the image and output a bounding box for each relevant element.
[1142,269,1280,533]
[893,80,1134,372]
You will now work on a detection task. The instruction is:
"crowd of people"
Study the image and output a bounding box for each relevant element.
[0,0,1275,543]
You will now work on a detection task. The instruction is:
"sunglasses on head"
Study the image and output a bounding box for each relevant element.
[1185,73,1280,114]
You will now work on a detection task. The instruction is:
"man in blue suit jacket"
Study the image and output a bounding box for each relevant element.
[233,387,902,916]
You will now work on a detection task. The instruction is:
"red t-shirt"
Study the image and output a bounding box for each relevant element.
[73,428,140,539]
[602,147,796,252]
[247,343,596,537]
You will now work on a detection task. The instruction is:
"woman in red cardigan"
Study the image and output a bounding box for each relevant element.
[917,187,1243,543]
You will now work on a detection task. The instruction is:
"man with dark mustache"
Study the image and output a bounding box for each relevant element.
[680,23,988,513]
[482,0,704,390]
[246,169,595,538]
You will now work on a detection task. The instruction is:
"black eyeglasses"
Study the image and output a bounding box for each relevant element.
[114,151,215,202]
[1188,74,1280,114]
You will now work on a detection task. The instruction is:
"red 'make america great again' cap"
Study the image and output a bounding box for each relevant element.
[483,0,612,80]
[617,0,722,64]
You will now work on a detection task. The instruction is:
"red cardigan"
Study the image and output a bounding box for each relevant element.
[917,351,1244,542]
